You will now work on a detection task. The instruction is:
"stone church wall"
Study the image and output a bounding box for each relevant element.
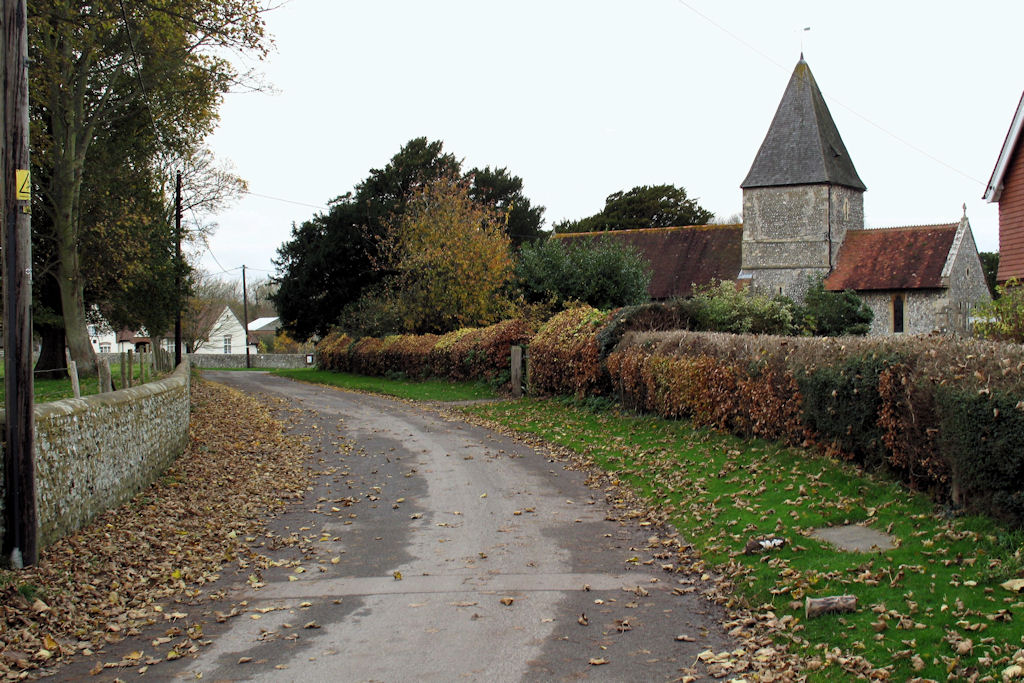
[859,290,949,336]
[945,226,992,334]
[741,184,864,302]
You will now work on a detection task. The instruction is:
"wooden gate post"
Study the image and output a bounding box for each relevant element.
[511,346,523,398]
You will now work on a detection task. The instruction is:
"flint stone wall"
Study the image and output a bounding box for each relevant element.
[0,361,191,551]
[186,353,313,369]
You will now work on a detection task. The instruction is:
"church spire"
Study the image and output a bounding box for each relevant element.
[741,59,865,191]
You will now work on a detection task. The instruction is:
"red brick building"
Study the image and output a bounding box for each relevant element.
[984,92,1024,284]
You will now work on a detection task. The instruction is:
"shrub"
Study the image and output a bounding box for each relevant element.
[528,305,613,397]
[515,236,652,310]
[974,279,1024,342]
[689,281,798,335]
[799,276,873,336]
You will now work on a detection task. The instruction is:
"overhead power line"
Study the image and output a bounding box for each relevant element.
[672,0,985,186]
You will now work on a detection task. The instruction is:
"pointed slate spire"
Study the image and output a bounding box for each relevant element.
[741,58,866,191]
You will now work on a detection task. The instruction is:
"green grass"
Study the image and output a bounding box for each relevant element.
[0,364,161,404]
[462,397,1024,681]
[269,368,500,402]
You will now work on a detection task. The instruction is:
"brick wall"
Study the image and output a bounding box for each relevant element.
[0,361,191,551]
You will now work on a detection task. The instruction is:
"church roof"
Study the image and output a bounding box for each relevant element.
[824,223,958,291]
[741,58,866,191]
[553,225,742,299]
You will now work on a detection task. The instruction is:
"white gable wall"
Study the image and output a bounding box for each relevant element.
[193,307,247,354]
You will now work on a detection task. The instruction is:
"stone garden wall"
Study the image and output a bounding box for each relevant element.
[186,353,313,369]
[0,361,191,551]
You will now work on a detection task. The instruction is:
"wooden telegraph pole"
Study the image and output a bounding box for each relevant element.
[173,171,182,367]
[241,264,251,368]
[2,0,37,567]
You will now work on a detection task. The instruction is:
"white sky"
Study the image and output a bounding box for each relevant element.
[199,0,1023,284]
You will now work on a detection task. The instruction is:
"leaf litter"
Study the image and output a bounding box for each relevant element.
[0,379,312,679]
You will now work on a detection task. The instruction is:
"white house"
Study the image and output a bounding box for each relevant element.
[158,305,253,355]
[87,322,118,354]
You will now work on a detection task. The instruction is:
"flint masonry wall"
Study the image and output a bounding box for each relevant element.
[187,353,313,369]
[0,361,191,551]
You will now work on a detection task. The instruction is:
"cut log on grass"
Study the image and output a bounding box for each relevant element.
[744,536,786,555]
[805,594,857,619]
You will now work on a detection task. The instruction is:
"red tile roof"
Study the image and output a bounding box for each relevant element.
[824,224,958,291]
[554,224,742,299]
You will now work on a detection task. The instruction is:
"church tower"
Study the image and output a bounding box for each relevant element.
[740,57,866,302]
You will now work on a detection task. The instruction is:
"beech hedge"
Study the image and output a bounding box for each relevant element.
[608,331,1024,526]
[315,319,533,389]
[317,307,1024,527]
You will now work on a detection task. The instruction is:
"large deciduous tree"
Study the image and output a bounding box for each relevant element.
[378,177,513,333]
[272,138,544,340]
[29,0,268,375]
[555,184,713,233]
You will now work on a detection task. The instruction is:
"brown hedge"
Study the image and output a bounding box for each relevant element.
[527,305,614,397]
[314,319,534,390]
[609,330,1024,525]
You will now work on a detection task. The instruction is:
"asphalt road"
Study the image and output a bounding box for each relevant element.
[66,372,737,682]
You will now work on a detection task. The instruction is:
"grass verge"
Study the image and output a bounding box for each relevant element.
[462,397,1024,681]
[270,367,499,402]
[0,366,163,404]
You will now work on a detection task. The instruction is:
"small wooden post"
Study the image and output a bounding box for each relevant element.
[119,352,127,390]
[127,350,134,387]
[68,360,81,398]
[511,345,523,398]
[98,358,113,393]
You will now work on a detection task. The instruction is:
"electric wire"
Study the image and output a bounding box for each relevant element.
[672,0,985,186]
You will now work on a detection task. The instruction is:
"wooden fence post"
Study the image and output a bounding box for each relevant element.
[98,358,113,393]
[127,350,134,387]
[511,346,523,398]
[119,352,127,390]
[68,360,81,398]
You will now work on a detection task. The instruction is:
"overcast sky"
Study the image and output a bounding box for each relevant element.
[199,0,1023,285]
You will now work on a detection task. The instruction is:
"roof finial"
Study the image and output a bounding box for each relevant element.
[962,202,967,218]
[799,26,810,59]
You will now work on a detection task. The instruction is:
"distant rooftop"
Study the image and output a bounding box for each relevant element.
[248,316,279,332]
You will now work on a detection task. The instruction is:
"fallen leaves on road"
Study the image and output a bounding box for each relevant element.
[0,379,311,679]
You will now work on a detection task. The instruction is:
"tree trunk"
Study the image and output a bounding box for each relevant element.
[56,239,96,376]
[34,324,67,380]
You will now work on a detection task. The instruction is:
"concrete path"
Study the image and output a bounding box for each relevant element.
[65,372,737,681]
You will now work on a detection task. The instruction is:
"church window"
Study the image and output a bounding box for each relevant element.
[843,197,850,221]
[892,294,905,334]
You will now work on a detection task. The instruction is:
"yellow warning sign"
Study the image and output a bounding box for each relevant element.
[16,169,30,201]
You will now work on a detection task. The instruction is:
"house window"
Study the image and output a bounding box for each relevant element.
[892,294,905,334]
[99,343,111,353]
[223,335,232,354]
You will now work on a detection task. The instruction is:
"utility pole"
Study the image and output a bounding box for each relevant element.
[2,0,37,567]
[173,171,182,367]
[241,264,250,368]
